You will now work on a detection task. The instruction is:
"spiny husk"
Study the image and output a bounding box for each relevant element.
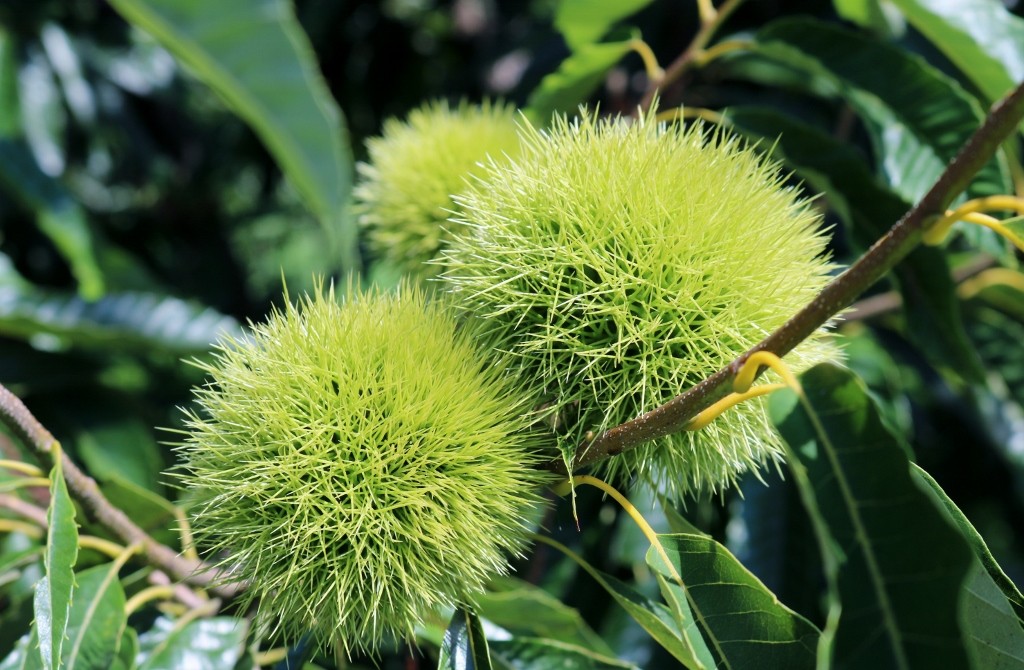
[354,100,522,280]
[441,109,839,495]
[177,282,549,655]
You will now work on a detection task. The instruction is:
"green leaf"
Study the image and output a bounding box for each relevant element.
[476,576,612,653]
[912,464,1024,621]
[887,0,1024,103]
[726,106,986,381]
[136,616,246,670]
[111,627,138,670]
[439,608,492,670]
[554,0,655,50]
[105,0,355,267]
[770,364,975,669]
[646,534,819,669]
[525,35,635,125]
[62,562,128,670]
[539,538,714,669]
[0,285,241,355]
[753,17,1009,204]
[959,563,1024,669]
[0,139,103,300]
[488,637,638,670]
[34,446,79,670]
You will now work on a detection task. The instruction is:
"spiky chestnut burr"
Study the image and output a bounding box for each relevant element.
[440,110,839,495]
[353,100,522,280]
[176,283,549,655]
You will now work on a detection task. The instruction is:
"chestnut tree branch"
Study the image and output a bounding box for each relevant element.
[0,383,240,598]
[553,78,1024,474]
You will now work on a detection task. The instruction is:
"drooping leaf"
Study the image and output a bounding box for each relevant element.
[61,562,128,670]
[912,464,1024,621]
[34,446,79,670]
[554,0,655,50]
[647,534,820,669]
[525,35,635,125]
[537,538,714,669]
[105,0,356,267]
[0,285,241,355]
[887,0,1024,103]
[770,364,975,669]
[959,563,1024,669]
[476,576,613,653]
[726,106,986,381]
[752,17,1010,204]
[136,616,247,670]
[0,139,103,299]
[439,608,492,670]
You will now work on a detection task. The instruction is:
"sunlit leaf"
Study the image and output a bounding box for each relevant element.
[136,616,246,670]
[647,534,819,668]
[554,0,655,50]
[887,0,1024,102]
[105,0,356,267]
[489,636,638,670]
[62,562,128,670]
[34,446,79,670]
[0,285,241,354]
[525,35,635,125]
[770,364,975,668]
[752,17,1009,204]
[959,563,1024,669]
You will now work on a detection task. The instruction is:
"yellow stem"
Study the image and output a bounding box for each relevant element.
[254,647,289,666]
[685,383,786,431]
[733,350,802,394]
[173,506,199,562]
[0,518,43,538]
[79,535,128,560]
[125,585,178,616]
[558,475,685,587]
[923,195,1024,248]
[693,38,752,66]
[630,39,664,81]
[0,460,44,478]
[696,0,717,24]
[0,477,51,493]
[655,107,725,126]
[958,267,1024,299]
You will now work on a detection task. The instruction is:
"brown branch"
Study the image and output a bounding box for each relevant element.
[0,383,240,598]
[552,78,1024,474]
[638,0,745,113]
[0,493,49,526]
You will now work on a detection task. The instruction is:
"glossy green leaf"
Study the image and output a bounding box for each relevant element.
[476,576,612,653]
[959,563,1024,670]
[136,616,246,670]
[105,0,355,266]
[525,35,635,125]
[726,106,985,381]
[0,27,19,136]
[887,0,1024,103]
[489,637,638,670]
[753,17,1009,204]
[0,139,103,300]
[554,0,655,50]
[439,608,492,670]
[541,538,714,669]
[62,562,128,670]
[770,364,975,669]
[646,534,819,668]
[34,446,79,670]
[0,285,241,354]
